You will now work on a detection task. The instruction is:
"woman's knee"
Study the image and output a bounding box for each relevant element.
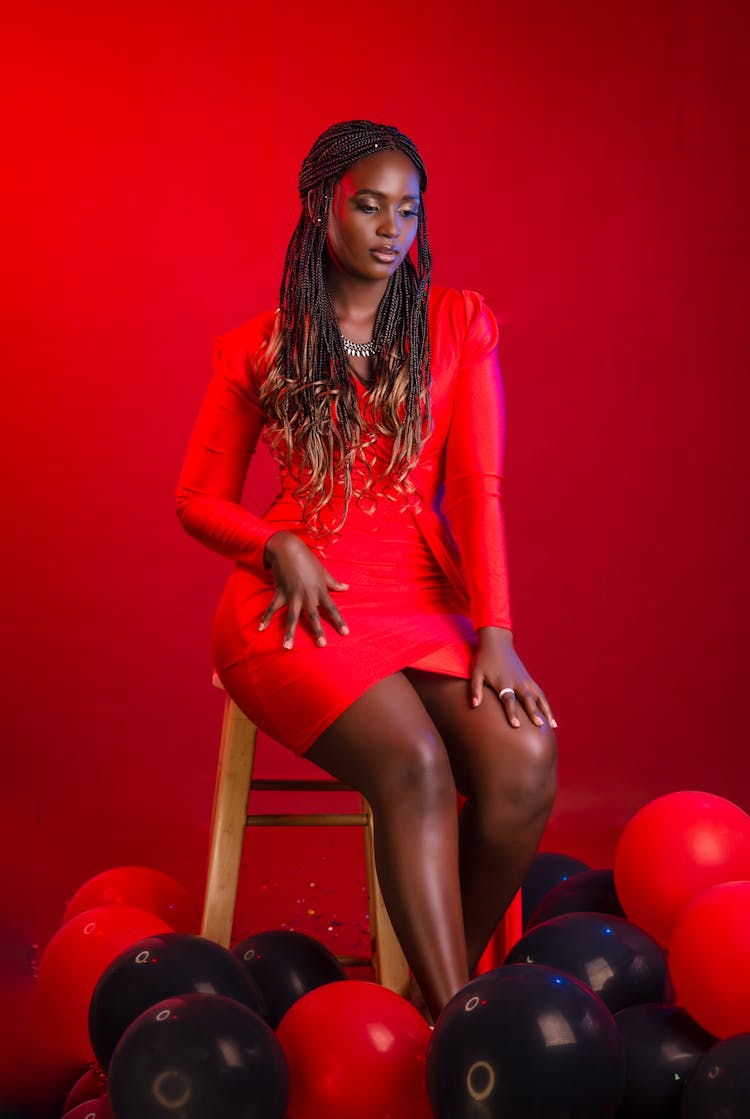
[372,734,457,814]
[471,722,557,824]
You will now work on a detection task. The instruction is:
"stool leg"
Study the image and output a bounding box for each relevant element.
[201,697,257,947]
[362,798,410,997]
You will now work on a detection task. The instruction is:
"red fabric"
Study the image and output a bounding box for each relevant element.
[476,890,524,972]
[176,286,512,753]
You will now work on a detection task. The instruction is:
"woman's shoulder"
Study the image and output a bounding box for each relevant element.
[429,284,487,313]
[428,285,498,357]
[208,309,278,404]
[215,307,278,360]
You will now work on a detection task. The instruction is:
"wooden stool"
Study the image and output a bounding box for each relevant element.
[201,690,411,996]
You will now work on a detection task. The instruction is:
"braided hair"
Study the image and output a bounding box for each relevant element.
[259,119,432,532]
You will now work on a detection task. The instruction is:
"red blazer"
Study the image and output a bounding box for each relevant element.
[176,285,511,631]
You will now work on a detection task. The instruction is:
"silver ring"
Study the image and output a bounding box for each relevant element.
[498,687,515,700]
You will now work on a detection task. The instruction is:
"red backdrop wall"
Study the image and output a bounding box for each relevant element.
[3,0,749,953]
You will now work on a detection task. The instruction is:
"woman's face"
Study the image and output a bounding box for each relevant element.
[320,149,422,283]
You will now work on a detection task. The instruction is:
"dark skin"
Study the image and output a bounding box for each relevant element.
[259,150,558,1018]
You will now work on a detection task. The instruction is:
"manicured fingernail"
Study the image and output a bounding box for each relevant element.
[552,719,558,728]
[258,621,266,631]
[512,717,521,727]
[341,625,350,635]
[472,696,480,708]
[535,717,544,726]
[317,637,326,647]
[283,639,293,650]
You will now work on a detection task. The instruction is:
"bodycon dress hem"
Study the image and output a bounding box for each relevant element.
[215,632,474,757]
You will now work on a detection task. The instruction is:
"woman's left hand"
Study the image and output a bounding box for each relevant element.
[471,626,557,729]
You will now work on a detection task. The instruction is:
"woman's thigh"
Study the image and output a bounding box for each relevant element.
[305,671,457,811]
[403,669,557,803]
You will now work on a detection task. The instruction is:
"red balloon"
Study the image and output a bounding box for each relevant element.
[669,881,750,1038]
[613,791,750,946]
[63,1065,108,1112]
[276,980,432,1119]
[63,866,199,932]
[38,905,173,1063]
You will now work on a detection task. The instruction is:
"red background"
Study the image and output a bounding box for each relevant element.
[3,1,749,958]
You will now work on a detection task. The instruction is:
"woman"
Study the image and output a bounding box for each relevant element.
[177,119,557,1020]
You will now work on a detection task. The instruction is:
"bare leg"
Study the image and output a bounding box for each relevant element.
[306,672,469,1019]
[405,670,557,973]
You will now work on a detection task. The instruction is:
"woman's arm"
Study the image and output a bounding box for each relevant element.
[176,329,351,647]
[175,333,277,577]
[443,291,511,631]
[443,292,555,726]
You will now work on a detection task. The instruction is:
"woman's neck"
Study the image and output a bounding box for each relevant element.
[325,265,388,332]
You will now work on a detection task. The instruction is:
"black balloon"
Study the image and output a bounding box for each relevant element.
[522,852,591,927]
[108,994,289,1119]
[232,929,346,1028]
[614,1003,715,1118]
[88,932,266,1068]
[505,913,668,1013]
[527,868,626,929]
[64,1101,113,1119]
[427,964,624,1118]
[680,1033,750,1119]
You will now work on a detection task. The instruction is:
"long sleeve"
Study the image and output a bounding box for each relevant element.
[175,327,277,577]
[442,291,512,630]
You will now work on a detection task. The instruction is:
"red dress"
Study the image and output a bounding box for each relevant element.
[176,286,512,755]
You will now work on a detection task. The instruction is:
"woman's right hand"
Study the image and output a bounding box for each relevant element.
[259,530,350,649]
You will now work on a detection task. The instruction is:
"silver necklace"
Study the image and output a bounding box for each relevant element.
[341,333,376,358]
